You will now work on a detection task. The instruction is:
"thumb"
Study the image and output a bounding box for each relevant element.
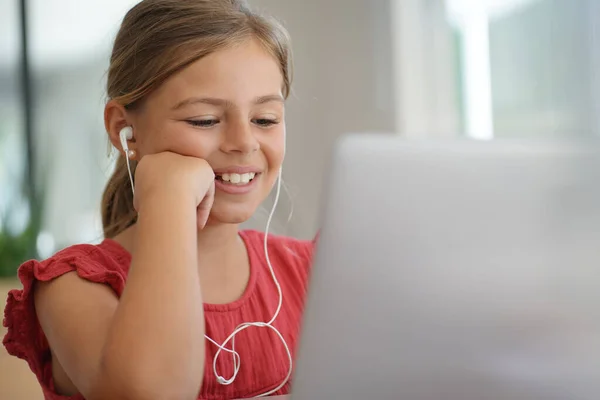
[197,180,215,229]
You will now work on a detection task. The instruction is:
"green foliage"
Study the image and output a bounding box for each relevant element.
[0,220,38,277]
[0,182,44,278]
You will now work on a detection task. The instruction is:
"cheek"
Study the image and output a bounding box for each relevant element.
[137,123,219,158]
[262,133,286,169]
[168,133,220,159]
[131,117,167,155]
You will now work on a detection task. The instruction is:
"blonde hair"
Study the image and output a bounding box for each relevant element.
[101,0,293,238]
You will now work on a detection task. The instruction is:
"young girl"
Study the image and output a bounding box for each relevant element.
[3,1,315,399]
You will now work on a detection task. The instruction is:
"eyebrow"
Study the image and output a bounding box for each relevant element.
[171,94,284,110]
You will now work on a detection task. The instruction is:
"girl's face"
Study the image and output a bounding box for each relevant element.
[119,39,286,224]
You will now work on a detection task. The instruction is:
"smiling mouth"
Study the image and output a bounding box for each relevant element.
[215,172,258,185]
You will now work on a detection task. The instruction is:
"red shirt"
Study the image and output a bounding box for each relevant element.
[3,230,314,400]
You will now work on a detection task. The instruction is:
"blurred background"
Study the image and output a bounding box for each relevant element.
[1,0,599,398]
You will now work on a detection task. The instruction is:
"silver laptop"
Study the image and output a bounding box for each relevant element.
[291,134,600,400]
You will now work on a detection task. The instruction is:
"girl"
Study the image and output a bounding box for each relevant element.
[3,1,314,399]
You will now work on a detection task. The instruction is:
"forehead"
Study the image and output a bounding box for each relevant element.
[152,39,284,106]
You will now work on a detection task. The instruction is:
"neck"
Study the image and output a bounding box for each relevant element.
[113,220,243,271]
[195,221,250,304]
[195,222,242,263]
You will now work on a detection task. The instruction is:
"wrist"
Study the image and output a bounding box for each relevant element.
[134,194,198,255]
[136,193,196,221]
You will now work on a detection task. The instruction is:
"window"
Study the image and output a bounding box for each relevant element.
[447,0,600,138]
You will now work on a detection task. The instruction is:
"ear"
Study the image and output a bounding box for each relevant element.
[104,100,136,155]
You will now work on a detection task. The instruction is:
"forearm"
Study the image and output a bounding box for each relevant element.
[99,197,205,399]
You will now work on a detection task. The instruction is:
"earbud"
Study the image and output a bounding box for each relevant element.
[119,126,133,153]
[119,126,135,195]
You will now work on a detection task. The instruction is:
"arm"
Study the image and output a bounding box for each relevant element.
[35,195,205,400]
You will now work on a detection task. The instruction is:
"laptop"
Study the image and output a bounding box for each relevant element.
[291,134,600,400]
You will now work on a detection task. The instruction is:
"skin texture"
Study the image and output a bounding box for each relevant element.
[33,38,286,400]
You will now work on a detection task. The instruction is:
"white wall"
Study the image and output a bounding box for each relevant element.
[392,0,461,138]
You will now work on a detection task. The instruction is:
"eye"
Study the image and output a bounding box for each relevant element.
[186,119,219,128]
[253,118,279,127]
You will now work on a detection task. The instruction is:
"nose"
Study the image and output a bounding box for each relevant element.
[220,118,259,154]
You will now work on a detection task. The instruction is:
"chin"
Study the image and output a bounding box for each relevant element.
[206,202,258,225]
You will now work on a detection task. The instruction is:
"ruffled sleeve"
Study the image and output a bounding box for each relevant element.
[2,243,129,399]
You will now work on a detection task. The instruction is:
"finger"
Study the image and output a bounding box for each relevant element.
[197,207,208,230]
[197,181,215,229]
[198,180,215,211]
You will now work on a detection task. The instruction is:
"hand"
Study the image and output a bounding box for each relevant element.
[133,151,215,229]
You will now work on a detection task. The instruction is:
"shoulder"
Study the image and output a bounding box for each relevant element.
[12,240,130,298]
[2,240,130,376]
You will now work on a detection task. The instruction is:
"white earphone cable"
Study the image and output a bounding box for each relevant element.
[120,127,135,196]
[122,129,291,397]
[125,156,135,196]
[206,168,292,397]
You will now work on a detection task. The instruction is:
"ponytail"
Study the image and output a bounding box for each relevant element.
[101,155,137,238]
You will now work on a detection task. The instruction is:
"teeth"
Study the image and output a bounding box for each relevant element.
[219,172,257,185]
